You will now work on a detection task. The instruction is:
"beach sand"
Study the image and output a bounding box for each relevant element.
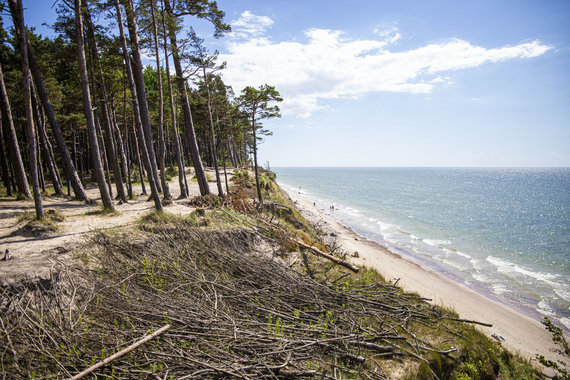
[284,189,568,369]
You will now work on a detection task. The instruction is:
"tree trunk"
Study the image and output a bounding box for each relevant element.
[114,0,161,210]
[0,62,31,198]
[40,105,64,189]
[219,117,230,194]
[25,33,87,201]
[74,0,114,211]
[251,116,262,204]
[121,73,133,198]
[0,114,13,196]
[163,0,210,196]
[36,127,46,193]
[32,87,63,196]
[150,0,171,200]
[203,71,224,197]
[84,5,126,203]
[225,128,237,168]
[112,106,131,199]
[9,0,43,218]
[94,113,113,198]
[160,0,186,198]
[123,0,163,197]
[132,120,146,195]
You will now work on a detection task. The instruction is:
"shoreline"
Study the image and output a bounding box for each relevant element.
[283,187,568,367]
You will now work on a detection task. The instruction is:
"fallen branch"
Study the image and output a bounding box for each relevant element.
[349,341,394,353]
[449,318,493,327]
[295,239,359,273]
[68,324,171,380]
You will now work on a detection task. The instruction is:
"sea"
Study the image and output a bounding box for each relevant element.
[274,167,570,331]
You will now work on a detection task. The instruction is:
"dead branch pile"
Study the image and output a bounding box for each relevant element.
[0,220,459,379]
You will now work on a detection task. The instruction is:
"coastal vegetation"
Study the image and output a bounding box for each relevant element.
[0,171,545,378]
[0,0,566,379]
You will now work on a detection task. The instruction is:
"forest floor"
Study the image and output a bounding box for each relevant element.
[0,168,218,285]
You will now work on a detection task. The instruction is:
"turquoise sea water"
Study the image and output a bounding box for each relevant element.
[274,167,570,330]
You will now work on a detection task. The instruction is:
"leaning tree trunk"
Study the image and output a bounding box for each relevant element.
[84,5,126,203]
[35,128,45,193]
[160,0,186,198]
[74,0,114,211]
[0,62,31,198]
[114,0,162,211]
[40,105,64,191]
[0,117,13,196]
[9,0,43,217]
[121,75,134,198]
[123,0,162,196]
[32,88,63,196]
[24,35,88,201]
[203,72,223,197]
[131,120,147,195]
[94,113,113,198]
[112,106,131,199]
[163,0,210,196]
[150,0,171,200]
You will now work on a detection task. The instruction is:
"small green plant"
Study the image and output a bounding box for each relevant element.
[202,194,222,208]
[17,210,34,223]
[166,166,178,179]
[18,209,66,234]
[274,317,283,335]
[536,317,569,379]
[45,209,65,222]
[86,207,121,217]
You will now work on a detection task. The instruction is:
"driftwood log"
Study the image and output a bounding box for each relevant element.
[295,239,359,273]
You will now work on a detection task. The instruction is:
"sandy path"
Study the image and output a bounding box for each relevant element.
[0,169,220,284]
[286,190,568,369]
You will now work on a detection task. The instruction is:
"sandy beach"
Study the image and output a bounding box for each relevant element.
[284,188,568,368]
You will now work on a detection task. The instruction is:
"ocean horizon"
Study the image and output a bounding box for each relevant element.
[274,167,570,331]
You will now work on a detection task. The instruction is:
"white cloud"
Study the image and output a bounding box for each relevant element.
[373,25,401,44]
[230,11,274,39]
[220,13,553,117]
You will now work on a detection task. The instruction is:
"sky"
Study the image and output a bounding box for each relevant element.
[19,0,570,167]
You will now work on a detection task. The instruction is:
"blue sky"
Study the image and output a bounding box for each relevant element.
[21,0,570,167]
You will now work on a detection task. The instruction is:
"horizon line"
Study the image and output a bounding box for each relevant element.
[270,165,570,169]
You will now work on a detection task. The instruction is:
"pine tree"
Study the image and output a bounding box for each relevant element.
[8,0,43,218]
[74,0,114,211]
[238,85,282,204]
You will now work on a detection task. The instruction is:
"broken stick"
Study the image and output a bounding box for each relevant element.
[68,324,171,380]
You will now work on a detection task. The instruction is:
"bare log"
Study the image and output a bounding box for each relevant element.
[295,239,359,273]
[68,324,170,380]
[349,341,394,353]
[449,318,493,327]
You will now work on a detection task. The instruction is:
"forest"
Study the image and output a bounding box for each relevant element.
[0,0,281,215]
